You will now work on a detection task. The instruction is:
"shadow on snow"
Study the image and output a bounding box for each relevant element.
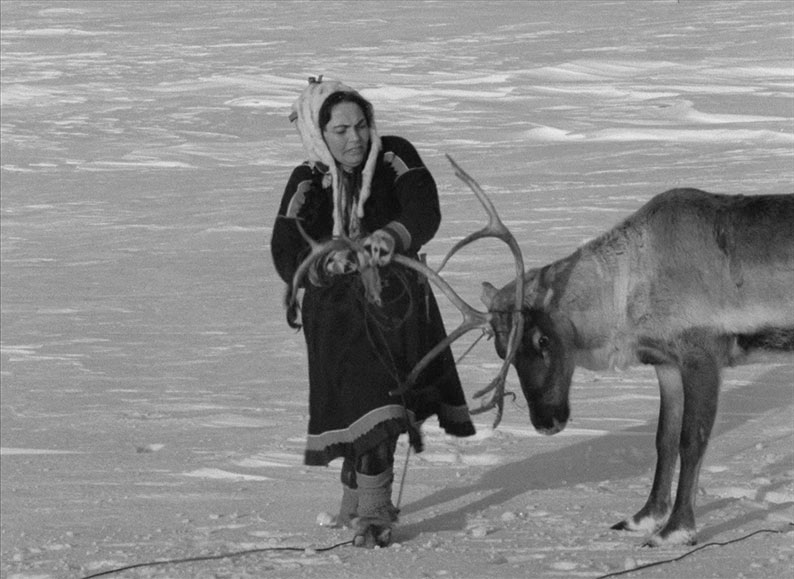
[397,365,793,542]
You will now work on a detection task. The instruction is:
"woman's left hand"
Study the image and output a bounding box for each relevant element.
[362,230,395,267]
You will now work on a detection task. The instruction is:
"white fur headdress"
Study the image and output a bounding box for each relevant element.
[289,76,381,237]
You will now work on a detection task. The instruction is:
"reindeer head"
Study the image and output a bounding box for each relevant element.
[482,273,573,435]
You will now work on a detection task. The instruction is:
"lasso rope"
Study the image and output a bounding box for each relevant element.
[593,524,794,579]
[79,540,354,578]
[78,523,793,578]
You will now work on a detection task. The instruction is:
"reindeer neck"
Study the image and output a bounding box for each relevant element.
[537,243,638,370]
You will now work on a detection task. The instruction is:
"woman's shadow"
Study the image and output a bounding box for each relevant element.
[396,365,793,542]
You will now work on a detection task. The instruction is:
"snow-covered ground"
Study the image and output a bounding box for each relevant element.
[1,1,792,577]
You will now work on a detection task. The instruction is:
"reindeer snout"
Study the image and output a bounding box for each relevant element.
[529,405,569,435]
[537,417,567,435]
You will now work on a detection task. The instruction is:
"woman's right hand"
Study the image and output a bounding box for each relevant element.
[323,249,357,275]
[308,249,356,287]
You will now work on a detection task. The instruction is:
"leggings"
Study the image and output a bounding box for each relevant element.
[341,435,398,488]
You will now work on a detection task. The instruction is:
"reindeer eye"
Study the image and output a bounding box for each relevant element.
[532,331,550,351]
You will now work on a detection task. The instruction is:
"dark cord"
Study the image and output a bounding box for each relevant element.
[79,524,793,578]
[594,524,793,579]
[80,539,354,578]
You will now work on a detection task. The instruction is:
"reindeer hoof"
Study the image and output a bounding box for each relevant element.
[612,513,666,534]
[611,520,630,531]
[642,528,697,548]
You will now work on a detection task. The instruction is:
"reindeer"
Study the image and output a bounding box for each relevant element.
[288,157,794,548]
[480,185,794,547]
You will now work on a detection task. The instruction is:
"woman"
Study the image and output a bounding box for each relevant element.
[271,77,475,548]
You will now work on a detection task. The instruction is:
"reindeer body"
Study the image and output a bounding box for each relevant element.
[525,189,794,368]
[484,188,794,546]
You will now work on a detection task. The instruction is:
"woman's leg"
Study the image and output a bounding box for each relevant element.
[355,435,397,475]
[353,435,399,548]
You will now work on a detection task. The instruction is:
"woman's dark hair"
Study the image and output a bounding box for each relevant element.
[318,91,374,132]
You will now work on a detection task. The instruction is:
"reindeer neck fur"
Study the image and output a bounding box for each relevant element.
[523,232,638,370]
[517,189,794,372]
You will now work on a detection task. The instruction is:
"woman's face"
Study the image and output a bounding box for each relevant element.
[322,101,370,172]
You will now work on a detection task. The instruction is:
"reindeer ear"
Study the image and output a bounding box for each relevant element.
[481,282,499,308]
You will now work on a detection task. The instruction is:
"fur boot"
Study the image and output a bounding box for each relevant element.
[352,468,399,548]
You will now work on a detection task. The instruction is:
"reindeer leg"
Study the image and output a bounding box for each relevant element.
[644,347,721,547]
[612,364,683,534]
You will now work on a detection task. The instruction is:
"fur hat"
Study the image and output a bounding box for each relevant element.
[290,76,381,237]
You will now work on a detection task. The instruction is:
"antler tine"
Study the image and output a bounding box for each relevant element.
[438,155,520,273]
[471,274,524,428]
[469,318,520,427]
[287,219,360,311]
[389,253,492,396]
[469,375,506,426]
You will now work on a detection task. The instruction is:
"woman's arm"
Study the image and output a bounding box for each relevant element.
[270,164,324,285]
[377,136,441,255]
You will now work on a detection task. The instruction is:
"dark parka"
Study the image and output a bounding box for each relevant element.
[271,135,475,466]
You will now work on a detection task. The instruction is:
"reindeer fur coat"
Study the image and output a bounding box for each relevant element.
[271,135,475,466]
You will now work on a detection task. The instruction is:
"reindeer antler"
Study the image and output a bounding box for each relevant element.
[392,156,525,428]
[450,156,525,426]
[438,155,522,274]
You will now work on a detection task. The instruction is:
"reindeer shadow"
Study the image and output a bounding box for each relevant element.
[396,366,792,542]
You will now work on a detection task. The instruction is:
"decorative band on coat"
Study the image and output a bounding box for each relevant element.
[304,405,417,452]
[286,179,313,219]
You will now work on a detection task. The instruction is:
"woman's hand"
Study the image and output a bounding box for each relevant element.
[307,249,357,287]
[324,249,357,275]
[362,230,395,267]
